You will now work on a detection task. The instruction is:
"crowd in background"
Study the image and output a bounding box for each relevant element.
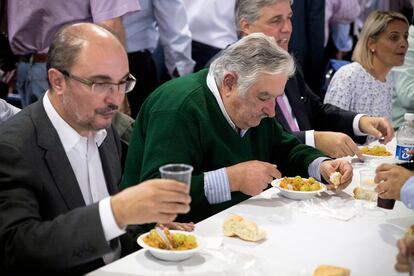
[1,0,413,124]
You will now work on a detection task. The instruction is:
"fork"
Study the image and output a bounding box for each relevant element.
[155,226,173,250]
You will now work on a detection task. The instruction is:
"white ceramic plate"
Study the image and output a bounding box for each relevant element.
[362,153,394,160]
[137,230,202,261]
[359,146,393,160]
[271,178,326,200]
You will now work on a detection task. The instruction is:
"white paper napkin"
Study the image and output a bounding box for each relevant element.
[202,245,274,276]
[291,197,358,221]
[203,236,223,250]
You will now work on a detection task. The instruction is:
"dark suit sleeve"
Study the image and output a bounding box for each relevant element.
[308,86,367,144]
[0,142,112,273]
[293,69,367,144]
[274,116,306,143]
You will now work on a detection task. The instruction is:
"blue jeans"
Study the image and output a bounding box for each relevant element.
[16,62,49,107]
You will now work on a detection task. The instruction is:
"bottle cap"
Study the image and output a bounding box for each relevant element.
[404,113,414,121]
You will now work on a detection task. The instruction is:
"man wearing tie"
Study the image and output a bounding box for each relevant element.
[235,0,394,159]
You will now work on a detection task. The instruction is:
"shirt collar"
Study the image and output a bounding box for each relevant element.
[43,91,107,153]
[206,72,248,137]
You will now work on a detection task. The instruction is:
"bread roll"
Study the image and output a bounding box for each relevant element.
[314,265,350,276]
[329,172,342,188]
[353,187,377,201]
[222,215,266,242]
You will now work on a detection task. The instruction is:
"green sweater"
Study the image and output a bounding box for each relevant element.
[122,69,325,222]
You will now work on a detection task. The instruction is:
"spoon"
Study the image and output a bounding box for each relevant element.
[155,227,173,250]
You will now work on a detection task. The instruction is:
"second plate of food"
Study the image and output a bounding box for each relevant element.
[359,145,393,160]
[271,176,326,200]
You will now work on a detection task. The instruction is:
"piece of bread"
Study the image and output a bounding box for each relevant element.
[353,187,377,201]
[329,172,342,188]
[222,215,266,242]
[314,265,350,276]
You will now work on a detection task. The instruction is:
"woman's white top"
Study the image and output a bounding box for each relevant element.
[324,61,393,120]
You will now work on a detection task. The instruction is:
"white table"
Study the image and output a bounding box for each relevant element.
[88,150,414,276]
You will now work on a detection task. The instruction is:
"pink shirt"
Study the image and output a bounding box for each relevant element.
[7,0,140,55]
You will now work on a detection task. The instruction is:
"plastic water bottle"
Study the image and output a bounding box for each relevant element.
[396,113,414,161]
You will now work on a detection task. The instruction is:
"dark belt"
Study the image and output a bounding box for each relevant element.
[192,40,221,52]
[128,49,151,55]
[17,53,48,63]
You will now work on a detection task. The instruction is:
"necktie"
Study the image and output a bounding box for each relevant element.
[276,96,299,132]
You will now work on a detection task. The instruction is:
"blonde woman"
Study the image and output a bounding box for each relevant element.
[324,11,409,120]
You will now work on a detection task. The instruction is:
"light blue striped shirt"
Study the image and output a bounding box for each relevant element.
[400,176,414,209]
[203,73,328,204]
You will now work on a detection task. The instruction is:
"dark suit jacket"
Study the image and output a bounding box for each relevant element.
[276,67,366,144]
[289,0,325,94]
[0,99,136,275]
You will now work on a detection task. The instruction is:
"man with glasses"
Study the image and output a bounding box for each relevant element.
[0,23,191,274]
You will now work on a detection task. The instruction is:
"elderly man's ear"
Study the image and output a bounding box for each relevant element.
[222,73,237,96]
[48,68,66,93]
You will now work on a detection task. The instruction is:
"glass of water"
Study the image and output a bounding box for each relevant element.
[159,163,193,189]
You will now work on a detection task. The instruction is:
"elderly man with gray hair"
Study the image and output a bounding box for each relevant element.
[122,32,353,223]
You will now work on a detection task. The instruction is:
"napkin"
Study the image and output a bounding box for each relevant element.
[203,236,223,250]
[202,245,274,276]
[291,197,357,221]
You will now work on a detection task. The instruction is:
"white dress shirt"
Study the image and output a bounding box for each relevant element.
[43,92,124,263]
[123,0,195,76]
[183,0,237,49]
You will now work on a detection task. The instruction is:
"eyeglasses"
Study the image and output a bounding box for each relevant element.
[60,70,136,94]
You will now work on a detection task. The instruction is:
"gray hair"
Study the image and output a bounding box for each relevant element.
[235,0,292,37]
[209,32,295,97]
[352,10,409,70]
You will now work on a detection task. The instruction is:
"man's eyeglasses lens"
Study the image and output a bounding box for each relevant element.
[92,77,136,94]
[60,70,136,94]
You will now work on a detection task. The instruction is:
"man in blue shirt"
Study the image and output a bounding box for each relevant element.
[375,153,414,209]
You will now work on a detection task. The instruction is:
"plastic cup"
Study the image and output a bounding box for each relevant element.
[359,170,378,203]
[359,170,377,193]
[159,164,193,189]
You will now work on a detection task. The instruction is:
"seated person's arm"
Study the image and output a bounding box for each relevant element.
[400,176,414,209]
[375,163,414,207]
